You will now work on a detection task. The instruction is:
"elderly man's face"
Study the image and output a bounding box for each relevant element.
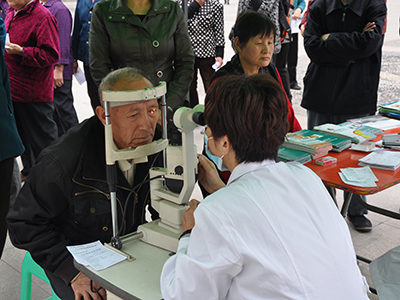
[97,77,159,149]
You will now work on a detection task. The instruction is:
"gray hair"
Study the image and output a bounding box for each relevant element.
[98,67,154,103]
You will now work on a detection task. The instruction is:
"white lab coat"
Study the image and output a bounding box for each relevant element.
[161,160,369,300]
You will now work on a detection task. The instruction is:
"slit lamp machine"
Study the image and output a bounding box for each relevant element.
[102,81,205,256]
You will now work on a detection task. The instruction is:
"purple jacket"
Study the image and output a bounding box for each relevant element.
[5,0,60,102]
[43,0,73,80]
[0,0,9,21]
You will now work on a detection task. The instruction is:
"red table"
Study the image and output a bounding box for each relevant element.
[305,128,400,219]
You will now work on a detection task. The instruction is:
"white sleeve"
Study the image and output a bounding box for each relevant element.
[160,205,243,300]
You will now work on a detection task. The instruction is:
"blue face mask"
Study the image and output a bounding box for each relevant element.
[204,133,229,172]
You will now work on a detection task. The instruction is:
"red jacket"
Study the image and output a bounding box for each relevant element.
[5,0,60,102]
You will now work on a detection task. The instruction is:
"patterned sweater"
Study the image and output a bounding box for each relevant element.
[5,0,59,102]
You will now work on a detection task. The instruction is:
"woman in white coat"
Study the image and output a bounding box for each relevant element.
[160,74,369,300]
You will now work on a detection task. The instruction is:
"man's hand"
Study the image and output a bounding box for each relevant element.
[300,24,305,37]
[362,22,376,34]
[215,57,223,69]
[73,61,78,74]
[292,8,301,20]
[197,154,226,194]
[54,65,64,89]
[182,199,200,232]
[5,43,23,55]
[71,273,107,300]
[321,33,330,41]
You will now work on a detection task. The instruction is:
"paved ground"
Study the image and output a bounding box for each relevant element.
[1,0,400,299]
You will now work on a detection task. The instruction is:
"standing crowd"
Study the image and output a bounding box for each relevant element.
[0,0,388,299]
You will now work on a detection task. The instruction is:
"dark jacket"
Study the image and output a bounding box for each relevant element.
[0,18,24,162]
[89,0,194,108]
[71,0,101,66]
[7,116,163,284]
[301,0,387,116]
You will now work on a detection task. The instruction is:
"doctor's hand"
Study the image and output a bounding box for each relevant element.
[71,272,107,300]
[182,199,200,231]
[197,154,226,194]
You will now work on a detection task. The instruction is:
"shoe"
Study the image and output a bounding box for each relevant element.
[347,214,372,232]
[290,82,301,90]
[20,172,27,182]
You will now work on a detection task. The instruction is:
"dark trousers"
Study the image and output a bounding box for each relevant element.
[84,65,101,112]
[53,80,79,137]
[274,42,292,102]
[13,101,57,176]
[0,157,14,258]
[189,57,215,108]
[288,33,299,85]
[307,110,374,216]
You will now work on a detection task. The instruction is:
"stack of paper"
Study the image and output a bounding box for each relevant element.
[277,146,312,164]
[379,101,400,119]
[358,151,400,171]
[348,115,400,131]
[283,129,351,158]
[67,241,126,271]
[339,166,378,187]
[339,121,383,136]
[314,123,376,144]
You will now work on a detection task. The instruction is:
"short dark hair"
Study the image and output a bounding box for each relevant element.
[204,74,288,163]
[233,10,276,48]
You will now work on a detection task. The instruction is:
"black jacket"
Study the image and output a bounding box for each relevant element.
[301,0,387,115]
[7,116,163,284]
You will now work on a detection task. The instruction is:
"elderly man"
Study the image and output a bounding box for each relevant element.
[5,0,60,180]
[7,67,164,300]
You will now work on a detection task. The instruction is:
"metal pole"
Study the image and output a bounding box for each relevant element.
[105,101,119,238]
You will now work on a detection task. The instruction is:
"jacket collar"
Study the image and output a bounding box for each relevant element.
[42,0,57,8]
[107,0,170,16]
[227,160,276,185]
[9,0,38,15]
[326,0,365,17]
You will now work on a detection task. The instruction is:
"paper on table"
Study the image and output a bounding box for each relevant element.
[74,66,86,85]
[67,241,126,271]
[339,166,378,187]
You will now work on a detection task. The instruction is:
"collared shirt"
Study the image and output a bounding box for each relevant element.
[14,0,34,15]
[161,160,369,299]
[118,159,136,187]
[43,0,73,80]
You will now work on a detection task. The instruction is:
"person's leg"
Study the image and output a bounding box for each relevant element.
[9,159,21,208]
[288,33,300,89]
[12,102,57,176]
[45,271,76,300]
[274,42,292,102]
[83,65,101,112]
[308,110,374,232]
[0,157,14,258]
[198,57,216,93]
[189,57,200,108]
[53,80,79,137]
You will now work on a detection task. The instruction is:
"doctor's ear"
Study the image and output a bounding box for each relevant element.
[234,37,241,52]
[96,105,106,125]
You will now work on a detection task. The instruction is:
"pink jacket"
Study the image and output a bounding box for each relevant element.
[5,0,59,102]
